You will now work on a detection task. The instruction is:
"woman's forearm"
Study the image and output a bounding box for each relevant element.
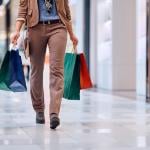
[67,24,74,37]
[66,23,78,48]
[15,20,24,33]
[10,20,24,44]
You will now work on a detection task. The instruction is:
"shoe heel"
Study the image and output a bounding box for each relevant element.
[36,119,45,124]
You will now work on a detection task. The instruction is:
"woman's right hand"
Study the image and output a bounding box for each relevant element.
[10,31,20,45]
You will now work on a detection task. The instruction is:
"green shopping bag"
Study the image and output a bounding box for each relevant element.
[0,50,11,91]
[63,53,80,100]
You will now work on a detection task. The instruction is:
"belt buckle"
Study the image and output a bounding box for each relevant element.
[48,21,51,25]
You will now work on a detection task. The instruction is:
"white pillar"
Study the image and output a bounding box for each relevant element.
[90,0,98,86]
[112,0,136,90]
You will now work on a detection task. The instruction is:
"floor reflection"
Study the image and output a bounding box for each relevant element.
[0,66,149,149]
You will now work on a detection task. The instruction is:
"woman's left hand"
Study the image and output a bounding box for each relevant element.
[70,34,78,49]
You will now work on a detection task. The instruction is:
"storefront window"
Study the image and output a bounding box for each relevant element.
[136,0,146,95]
[97,0,112,89]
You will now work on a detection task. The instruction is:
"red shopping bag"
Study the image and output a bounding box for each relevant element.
[80,53,93,89]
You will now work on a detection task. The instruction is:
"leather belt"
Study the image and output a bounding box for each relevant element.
[39,19,61,25]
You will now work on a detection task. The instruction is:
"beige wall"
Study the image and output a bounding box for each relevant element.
[0,5,6,40]
[0,1,19,38]
[11,0,19,32]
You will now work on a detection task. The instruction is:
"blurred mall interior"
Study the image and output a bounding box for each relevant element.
[0,0,150,150]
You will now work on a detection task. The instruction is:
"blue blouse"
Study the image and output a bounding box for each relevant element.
[38,0,60,21]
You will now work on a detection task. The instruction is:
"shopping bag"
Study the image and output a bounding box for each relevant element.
[63,53,80,100]
[0,51,11,91]
[79,53,93,89]
[0,0,2,5]
[0,46,27,92]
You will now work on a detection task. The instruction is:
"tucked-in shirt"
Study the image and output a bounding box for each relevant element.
[38,0,60,21]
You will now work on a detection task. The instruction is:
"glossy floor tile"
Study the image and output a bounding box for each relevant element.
[0,66,150,149]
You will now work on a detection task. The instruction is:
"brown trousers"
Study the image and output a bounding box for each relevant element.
[28,23,67,115]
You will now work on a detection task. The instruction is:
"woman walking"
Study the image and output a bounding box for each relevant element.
[11,0,78,129]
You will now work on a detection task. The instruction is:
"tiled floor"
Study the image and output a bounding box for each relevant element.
[0,67,150,149]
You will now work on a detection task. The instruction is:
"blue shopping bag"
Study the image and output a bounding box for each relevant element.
[0,45,27,92]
